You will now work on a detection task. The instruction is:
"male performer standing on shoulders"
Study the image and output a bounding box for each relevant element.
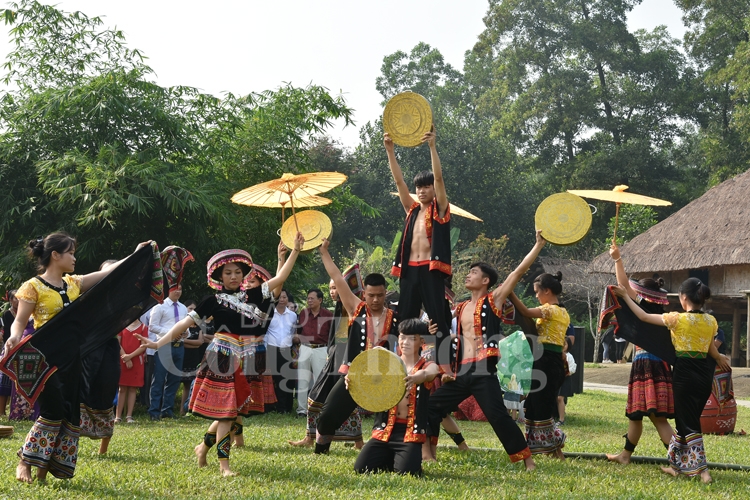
[386,127,451,355]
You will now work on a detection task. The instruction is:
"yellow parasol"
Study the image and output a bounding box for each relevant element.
[231,192,332,222]
[231,172,347,233]
[390,193,483,222]
[567,185,671,243]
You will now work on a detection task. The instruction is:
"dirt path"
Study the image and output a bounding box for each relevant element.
[583,364,750,399]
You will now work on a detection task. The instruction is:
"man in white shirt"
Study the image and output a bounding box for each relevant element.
[148,285,188,420]
[265,290,297,414]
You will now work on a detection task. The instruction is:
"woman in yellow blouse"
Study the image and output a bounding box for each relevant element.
[615,278,730,483]
[510,272,570,459]
[4,233,149,484]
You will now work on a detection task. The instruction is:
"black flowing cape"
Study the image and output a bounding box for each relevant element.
[0,243,164,404]
[598,285,676,365]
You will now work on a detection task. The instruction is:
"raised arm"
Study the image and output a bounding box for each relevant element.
[610,243,636,300]
[385,132,415,214]
[318,238,361,316]
[612,285,664,326]
[136,316,195,350]
[423,126,448,218]
[79,240,152,293]
[509,292,543,319]
[492,230,546,308]
[272,239,288,298]
[265,233,303,292]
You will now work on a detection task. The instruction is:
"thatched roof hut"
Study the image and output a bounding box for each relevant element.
[590,168,750,275]
[589,168,750,366]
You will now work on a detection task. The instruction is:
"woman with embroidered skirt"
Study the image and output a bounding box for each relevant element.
[614,278,730,483]
[138,234,304,477]
[3,233,151,484]
[606,244,674,465]
[510,272,569,459]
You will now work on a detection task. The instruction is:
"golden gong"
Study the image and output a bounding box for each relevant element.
[383,92,433,147]
[535,192,592,246]
[280,210,332,253]
[348,348,407,413]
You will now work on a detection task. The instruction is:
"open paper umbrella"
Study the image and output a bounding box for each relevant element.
[567,185,671,243]
[231,172,347,233]
[231,192,332,222]
[390,193,483,222]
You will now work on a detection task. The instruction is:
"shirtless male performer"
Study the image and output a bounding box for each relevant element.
[386,127,452,356]
[427,231,547,471]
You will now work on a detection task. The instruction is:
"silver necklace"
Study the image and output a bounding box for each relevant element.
[373,308,386,328]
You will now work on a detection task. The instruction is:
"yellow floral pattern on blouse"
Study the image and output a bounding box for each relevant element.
[662,311,717,354]
[535,303,570,347]
[16,275,84,329]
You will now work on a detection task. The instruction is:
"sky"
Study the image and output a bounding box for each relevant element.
[0,0,687,148]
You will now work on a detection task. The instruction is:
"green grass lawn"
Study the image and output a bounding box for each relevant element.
[1,391,749,499]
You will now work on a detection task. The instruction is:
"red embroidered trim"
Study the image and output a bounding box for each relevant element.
[509,447,532,462]
[429,260,451,275]
[408,260,430,266]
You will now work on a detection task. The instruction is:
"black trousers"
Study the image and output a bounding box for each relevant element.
[140,354,154,406]
[525,349,565,422]
[428,366,528,459]
[398,264,451,359]
[672,357,713,438]
[268,346,295,413]
[354,423,422,476]
[317,377,357,437]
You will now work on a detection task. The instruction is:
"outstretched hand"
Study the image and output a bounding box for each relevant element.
[278,240,288,259]
[421,124,436,148]
[293,232,305,252]
[134,240,153,253]
[609,243,621,261]
[383,132,395,153]
[612,284,628,298]
[319,237,330,254]
[716,355,731,372]
[134,333,157,350]
[535,229,546,247]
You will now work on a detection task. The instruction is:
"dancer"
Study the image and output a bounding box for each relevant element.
[3,233,153,483]
[137,233,304,476]
[510,271,569,460]
[614,278,730,483]
[428,231,546,471]
[386,128,452,353]
[288,276,364,448]
[314,238,400,454]
[605,244,674,465]
[354,319,440,476]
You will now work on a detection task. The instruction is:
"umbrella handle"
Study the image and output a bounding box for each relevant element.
[289,196,300,235]
[612,203,621,245]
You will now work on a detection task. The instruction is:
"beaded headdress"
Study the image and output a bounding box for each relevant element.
[206,249,253,290]
[629,279,669,305]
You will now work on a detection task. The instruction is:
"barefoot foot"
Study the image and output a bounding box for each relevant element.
[457,442,469,451]
[354,440,364,450]
[524,456,536,472]
[700,470,713,484]
[219,463,237,477]
[660,466,678,477]
[288,437,314,447]
[195,443,208,468]
[233,435,245,448]
[16,462,33,484]
[36,467,48,482]
[606,451,631,465]
[553,448,566,460]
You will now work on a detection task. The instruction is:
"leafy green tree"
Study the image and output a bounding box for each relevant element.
[466,0,705,243]
[0,1,356,299]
